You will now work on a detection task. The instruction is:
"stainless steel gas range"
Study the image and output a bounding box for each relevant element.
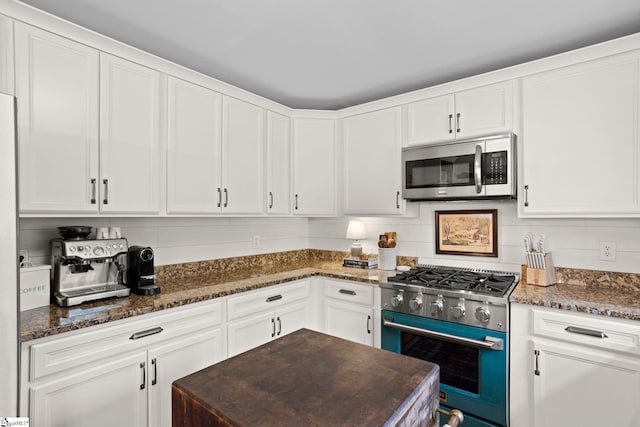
[380,265,519,427]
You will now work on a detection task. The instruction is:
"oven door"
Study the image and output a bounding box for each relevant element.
[381,310,508,427]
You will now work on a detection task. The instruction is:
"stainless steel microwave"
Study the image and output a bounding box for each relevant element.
[402,134,516,201]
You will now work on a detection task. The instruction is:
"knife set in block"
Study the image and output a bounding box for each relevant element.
[523,232,556,286]
[525,251,556,286]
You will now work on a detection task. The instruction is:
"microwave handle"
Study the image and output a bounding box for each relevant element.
[474,145,482,193]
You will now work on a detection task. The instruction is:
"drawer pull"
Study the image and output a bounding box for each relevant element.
[130,327,164,340]
[339,289,356,296]
[565,326,608,339]
[266,295,283,303]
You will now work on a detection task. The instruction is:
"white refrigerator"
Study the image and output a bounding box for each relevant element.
[0,91,19,415]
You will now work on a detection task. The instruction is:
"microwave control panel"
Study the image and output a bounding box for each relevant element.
[482,151,508,185]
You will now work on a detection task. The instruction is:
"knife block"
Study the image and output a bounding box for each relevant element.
[525,252,556,286]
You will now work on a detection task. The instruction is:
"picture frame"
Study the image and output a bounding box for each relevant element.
[435,209,498,257]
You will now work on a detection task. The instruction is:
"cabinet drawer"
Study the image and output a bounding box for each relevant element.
[27,299,223,381]
[324,279,374,306]
[227,280,310,321]
[532,308,640,355]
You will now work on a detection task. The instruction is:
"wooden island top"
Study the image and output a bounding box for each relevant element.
[172,329,440,426]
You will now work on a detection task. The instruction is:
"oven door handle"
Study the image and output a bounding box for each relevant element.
[383,318,504,351]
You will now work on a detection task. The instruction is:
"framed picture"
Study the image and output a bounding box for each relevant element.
[435,209,498,257]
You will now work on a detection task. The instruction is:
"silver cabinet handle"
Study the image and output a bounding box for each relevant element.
[129,327,163,340]
[383,318,503,350]
[223,188,228,208]
[102,179,109,205]
[524,185,529,207]
[266,294,283,303]
[217,187,221,208]
[140,362,146,390]
[396,191,400,209]
[90,179,97,204]
[294,194,298,210]
[448,114,453,134]
[367,315,371,334]
[269,191,274,209]
[271,317,276,337]
[339,289,356,296]
[277,316,281,336]
[456,112,461,133]
[151,358,157,386]
[474,144,482,194]
[534,349,540,376]
[565,326,608,339]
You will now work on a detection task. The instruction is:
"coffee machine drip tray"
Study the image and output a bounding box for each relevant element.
[54,283,131,307]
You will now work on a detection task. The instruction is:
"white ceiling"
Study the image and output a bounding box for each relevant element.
[17,0,640,110]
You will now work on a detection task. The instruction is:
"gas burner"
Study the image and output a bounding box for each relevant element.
[387,266,517,297]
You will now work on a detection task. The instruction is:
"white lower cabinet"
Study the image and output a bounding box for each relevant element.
[30,351,148,427]
[322,279,376,346]
[226,280,311,357]
[21,300,225,427]
[510,303,640,427]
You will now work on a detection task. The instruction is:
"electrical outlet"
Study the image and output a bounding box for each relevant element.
[19,249,29,265]
[252,235,260,249]
[599,241,616,261]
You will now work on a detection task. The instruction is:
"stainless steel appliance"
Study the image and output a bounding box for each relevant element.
[402,134,516,201]
[51,229,130,307]
[380,265,519,427]
[127,245,159,295]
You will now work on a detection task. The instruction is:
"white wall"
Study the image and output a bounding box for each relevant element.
[20,217,309,266]
[309,201,640,274]
[20,201,640,275]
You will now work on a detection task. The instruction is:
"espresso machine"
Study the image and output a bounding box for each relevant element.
[51,226,130,307]
[127,246,160,295]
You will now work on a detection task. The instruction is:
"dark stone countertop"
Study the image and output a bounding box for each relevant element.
[20,251,406,342]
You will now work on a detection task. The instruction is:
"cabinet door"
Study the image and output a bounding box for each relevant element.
[324,300,373,346]
[30,351,147,427]
[454,81,512,139]
[100,53,162,214]
[148,327,226,427]
[276,301,309,338]
[292,118,336,216]
[227,311,274,357]
[221,97,265,214]
[343,107,404,215]
[167,77,222,214]
[521,54,639,216]
[405,94,455,146]
[266,111,291,215]
[532,340,640,427]
[15,23,99,214]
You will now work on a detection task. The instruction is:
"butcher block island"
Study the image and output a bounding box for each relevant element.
[172,329,440,426]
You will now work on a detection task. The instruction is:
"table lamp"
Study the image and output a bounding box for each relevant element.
[346,220,366,258]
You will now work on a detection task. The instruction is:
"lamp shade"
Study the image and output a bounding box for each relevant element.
[346,220,366,240]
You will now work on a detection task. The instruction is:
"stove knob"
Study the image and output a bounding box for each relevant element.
[391,290,404,308]
[409,295,423,311]
[451,303,466,319]
[475,306,491,323]
[430,300,444,315]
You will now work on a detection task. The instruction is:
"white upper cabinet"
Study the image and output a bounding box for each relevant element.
[221,96,265,215]
[266,111,291,215]
[292,117,336,216]
[166,77,222,214]
[99,53,163,214]
[15,23,100,214]
[405,81,513,146]
[520,53,640,217]
[343,107,405,215]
